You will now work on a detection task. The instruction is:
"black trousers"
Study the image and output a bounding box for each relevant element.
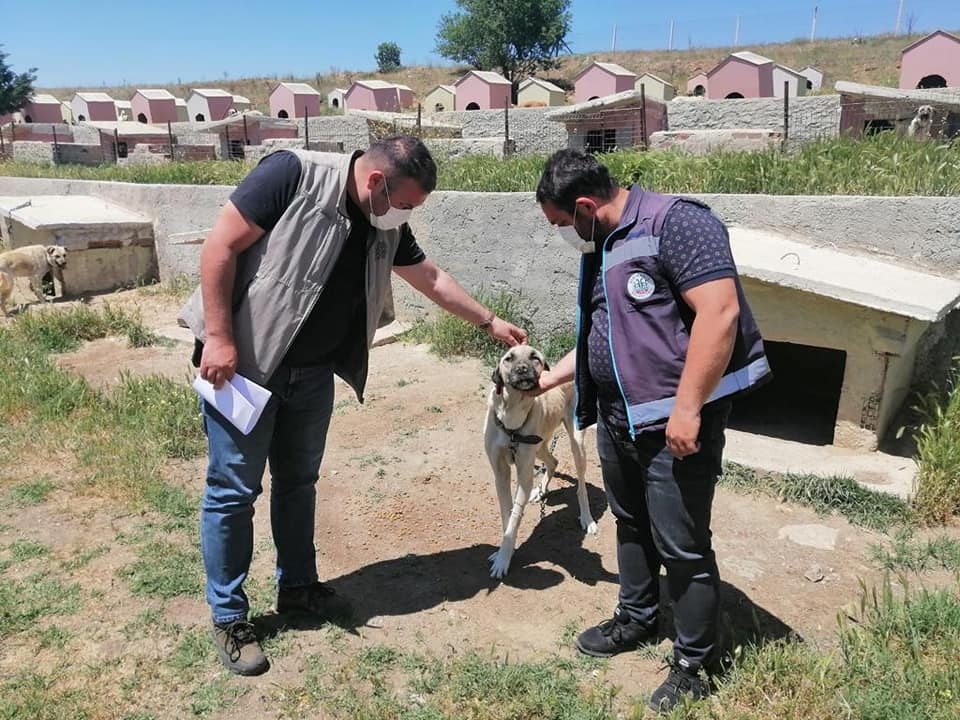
[596,403,729,671]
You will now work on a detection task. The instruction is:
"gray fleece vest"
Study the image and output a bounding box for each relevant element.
[177,150,399,400]
[574,187,770,436]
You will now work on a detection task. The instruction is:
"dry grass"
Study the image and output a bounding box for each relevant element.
[37,32,938,112]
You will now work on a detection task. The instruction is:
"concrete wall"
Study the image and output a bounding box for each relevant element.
[299,115,370,153]
[668,94,841,144]
[12,141,55,163]
[431,106,567,155]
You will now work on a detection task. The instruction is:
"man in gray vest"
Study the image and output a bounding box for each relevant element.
[530,150,769,713]
[178,136,526,676]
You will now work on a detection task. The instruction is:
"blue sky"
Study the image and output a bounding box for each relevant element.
[5,0,960,87]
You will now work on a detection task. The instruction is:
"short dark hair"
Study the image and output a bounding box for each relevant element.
[366,135,437,193]
[535,149,618,214]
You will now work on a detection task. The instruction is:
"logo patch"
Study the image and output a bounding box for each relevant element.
[627,272,655,300]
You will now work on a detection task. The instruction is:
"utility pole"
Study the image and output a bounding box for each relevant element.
[810,6,818,41]
[668,19,675,50]
[734,16,741,46]
[611,23,617,50]
[895,0,904,34]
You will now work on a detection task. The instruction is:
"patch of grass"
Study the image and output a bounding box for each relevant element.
[0,672,93,720]
[6,476,56,507]
[0,573,82,638]
[171,627,214,672]
[0,158,253,186]
[139,273,195,300]
[118,538,203,600]
[719,463,908,532]
[106,374,205,461]
[911,364,960,524]
[60,544,110,572]
[12,304,152,353]
[436,134,960,196]
[8,539,50,562]
[871,529,960,573]
[34,625,72,650]
[188,674,248,717]
[0,330,93,421]
[402,289,576,370]
[281,646,619,720]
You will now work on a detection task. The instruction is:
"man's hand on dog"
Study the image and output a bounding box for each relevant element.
[200,335,238,389]
[485,316,528,347]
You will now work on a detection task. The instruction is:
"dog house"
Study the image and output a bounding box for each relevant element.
[728,227,960,450]
[837,81,960,140]
[900,30,960,90]
[707,51,775,99]
[424,85,456,113]
[545,89,667,153]
[0,195,156,296]
[574,62,636,103]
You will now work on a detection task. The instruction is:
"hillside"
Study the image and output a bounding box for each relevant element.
[40,31,940,112]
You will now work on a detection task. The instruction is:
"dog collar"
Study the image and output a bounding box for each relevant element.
[494,414,543,446]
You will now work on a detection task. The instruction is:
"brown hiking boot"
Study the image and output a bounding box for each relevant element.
[275,581,353,622]
[210,620,269,676]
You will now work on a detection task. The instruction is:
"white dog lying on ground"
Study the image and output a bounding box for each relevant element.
[483,345,598,579]
[0,244,67,316]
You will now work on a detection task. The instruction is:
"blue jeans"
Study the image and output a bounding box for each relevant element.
[200,364,335,624]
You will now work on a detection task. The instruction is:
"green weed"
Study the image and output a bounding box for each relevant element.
[911,363,960,524]
[117,539,202,600]
[7,476,56,507]
[0,573,82,638]
[8,539,49,562]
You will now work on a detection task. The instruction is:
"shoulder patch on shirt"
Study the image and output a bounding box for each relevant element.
[627,272,655,300]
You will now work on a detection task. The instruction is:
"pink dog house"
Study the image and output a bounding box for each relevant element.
[396,84,416,109]
[269,82,322,119]
[131,89,177,124]
[900,30,960,89]
[454,70,512,110]
[344,80,402,112]
[687,70,708,96]
[574,62,637,103]
[72,92,117,122]
[186,89,234,122]
[707,51,775,99]
[21,94,63,124]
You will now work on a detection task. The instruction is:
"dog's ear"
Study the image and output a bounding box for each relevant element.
[543,358,551,371]
[46,246,55,256]
[491,366,504,388]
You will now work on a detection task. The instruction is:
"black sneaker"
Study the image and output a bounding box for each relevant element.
[574,606,657,657]
[275,581,353,622]
[648,659,711,713]
[210,620,269,676]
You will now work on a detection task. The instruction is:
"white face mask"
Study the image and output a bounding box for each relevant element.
[556,204,595,253]
[369,180,413,230]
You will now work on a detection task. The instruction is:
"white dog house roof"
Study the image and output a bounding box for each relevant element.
[0,195,151,232]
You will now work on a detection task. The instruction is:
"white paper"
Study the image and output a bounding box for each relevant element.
[193,373,272,435]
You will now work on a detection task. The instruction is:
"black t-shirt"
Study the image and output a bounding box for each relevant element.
[194,150,426,369]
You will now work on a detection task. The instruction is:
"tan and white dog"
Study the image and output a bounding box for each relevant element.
[0,244,68,316]
[483,345,597,579]
[907,105,934,140]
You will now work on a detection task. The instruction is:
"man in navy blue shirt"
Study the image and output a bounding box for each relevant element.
[531,149,769,713]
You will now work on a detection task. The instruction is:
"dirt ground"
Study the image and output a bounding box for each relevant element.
[0,288,933,717]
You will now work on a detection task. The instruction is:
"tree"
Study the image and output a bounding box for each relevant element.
[0,46,36,118]
[376,42,402,73]
[435,0,571,91]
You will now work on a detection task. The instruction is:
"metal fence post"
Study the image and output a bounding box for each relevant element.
[114,128,121,164]
[242,114,249,145]
[416,103,422,133]
[304,107,310,149]
[167,120,175,160]
[782,81,790,151]
[640,84,648,150]
[504,103,511,155]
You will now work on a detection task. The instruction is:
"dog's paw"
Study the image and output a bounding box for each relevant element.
[528,486,543,504]
[488,549,513,578]
[581,516,598,535]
